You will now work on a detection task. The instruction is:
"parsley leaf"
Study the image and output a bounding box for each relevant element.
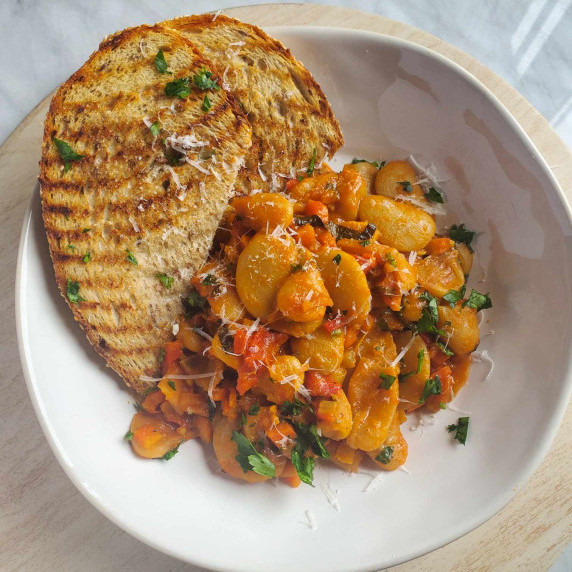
[165,77,191,99]
[66,244,76,251]
[293,423,330,459]
[156,273,174,289]
[154,49,171,74]
[291,443,315,485]
[463,289,492,311]
[378,373,396,390]
[416,292,445,336]
[419,375,442,404]
[232,431,276,477]
[290,263,304,274]
[66,279,85,304]
[424,186,445,203]
[53,138,84,172]
[306,147,317,177]
[201,273,217,286]
[447,416,470,445]
[240,411,247,426]
[202,94,211,112]
[350,157,381,168]
[82,251,91,264]
[149,121,160,136]
[332,253,341,265]
[82,228,91,233]
[193,67,220,91]
[386,253,397,267]
[375,446,394,465]
[398,180,413,192]
[183,290,208,316]
[449,224,475,252]
[399,349,424,383]
[124,431,133,441]
[125,250,138,265]
[280,399,305,416]
[248,404,260,416]
[436,341,454,356]
[167,380,176,391]
[443,285,466,307]
[162,443,181,461]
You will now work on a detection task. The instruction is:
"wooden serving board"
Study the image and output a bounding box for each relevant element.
[0,4,570,572]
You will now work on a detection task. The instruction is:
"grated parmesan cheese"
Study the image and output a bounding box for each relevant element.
[390,334,417,368]
[472,350,494,380]
[320,484,341,511]
[363,473,384,493]
[303,510,317,530]
[172,322,179,336]
[139,373,216,382]
[212,9,223,21]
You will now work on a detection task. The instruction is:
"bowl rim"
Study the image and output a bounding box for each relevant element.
[15,25,572,572]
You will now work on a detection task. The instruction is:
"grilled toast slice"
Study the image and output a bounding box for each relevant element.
[165,14,344,194]
[39,24,251,393]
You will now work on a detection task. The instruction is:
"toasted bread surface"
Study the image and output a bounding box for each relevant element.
[165,14,343,194]
[39,24,251,393]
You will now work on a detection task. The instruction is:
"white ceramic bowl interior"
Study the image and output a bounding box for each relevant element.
[16,27,572,572]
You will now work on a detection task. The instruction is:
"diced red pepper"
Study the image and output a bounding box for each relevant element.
[161,340,184,376]
[305,371,341,397]
[323,316,344,334]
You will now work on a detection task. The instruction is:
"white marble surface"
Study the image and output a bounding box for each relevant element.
[1,2,571,571]
[0,0,571,149]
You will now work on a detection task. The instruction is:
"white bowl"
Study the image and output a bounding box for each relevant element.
[16,27,572,572]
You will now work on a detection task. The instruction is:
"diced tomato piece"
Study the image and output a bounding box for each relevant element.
[296,224,316,250]
[353,254,377,274]
[305,371,341,397]
[323,316,344,334]
[305,199,329,223]
[285,179,298,191]
[161,340,184,376]
[142,389,165,413]
[267,422,296,447]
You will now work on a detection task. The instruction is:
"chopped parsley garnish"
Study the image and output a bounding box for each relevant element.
[125,250,138,265]
[66,279,85,304]
[399,349,424,383]
[419,375,442,404]
[154,49,171,74]
[193,67,220,91]
[240,412,247,426]
[386,253,397,267]
[66,244,76,251]
[162,443,181,461]
[378,373,396,390]
[248,404,260,416]
[439,402,447,410]
[280,399,305,416]
[82,251,91,264]
[424,186,445,203]
[306,147,317,177]
[416,292,445,336]
[330,329,343,337]
[375,446,394,465]
[201,273,217,286]
[167,380,176,391]
[202,94,211,112]
[449,223,475,252]
[232,431,276,477]
[290,263,304,273]
[53,138,84,172]
[158,347,165,365]
[183,290,208,315]
[398,180,413,192]
[436,341,454,356]
[165,77,191,99]
[350,157,381,168]
[82,228,91,233]
[291,444,315,485]
[332,253,342,265]
[360,239,371,247]
[463,289,492,311]
[156,273,174,289]
[447,416,470,445]
[293,422,330,459]
[443,285,466,307]
[149,121,160,136]
[124,431,133,441]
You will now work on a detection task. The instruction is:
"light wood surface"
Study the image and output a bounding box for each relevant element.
[1,4,570,571]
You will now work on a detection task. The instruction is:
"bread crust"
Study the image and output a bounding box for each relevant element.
[165,14,344,194]
[39,24,251,393]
